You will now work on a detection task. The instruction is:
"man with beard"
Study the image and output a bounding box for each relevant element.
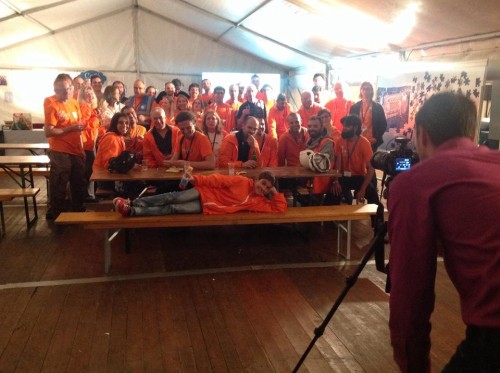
[305,115,335,199]
[218,116,262,168]
[332,114,380,205]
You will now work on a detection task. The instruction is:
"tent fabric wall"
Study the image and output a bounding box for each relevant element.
[0,7,288,124]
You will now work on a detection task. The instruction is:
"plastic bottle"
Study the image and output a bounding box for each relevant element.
[179,165,193,189]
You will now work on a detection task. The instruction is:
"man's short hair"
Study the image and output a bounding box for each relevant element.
[188,83,200,90]
[309,115,323,127]
[317,108,331,118]
[90,75,101,83]
[313,73,325,81]
[171,78,182,89]
[54,73,72,85]
[175,110,196,124]
[415,92,477,146]
[213,86,225,94]
[277,93,286,101]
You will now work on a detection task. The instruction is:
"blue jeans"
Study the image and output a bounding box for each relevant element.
[131,187,202,216]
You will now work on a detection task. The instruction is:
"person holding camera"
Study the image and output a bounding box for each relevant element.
[388,92,500,372]
[331,114,380,206]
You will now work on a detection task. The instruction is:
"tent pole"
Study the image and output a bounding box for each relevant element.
[133,1,140,76]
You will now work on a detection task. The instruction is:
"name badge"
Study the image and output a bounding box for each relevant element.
[344,171,352,177]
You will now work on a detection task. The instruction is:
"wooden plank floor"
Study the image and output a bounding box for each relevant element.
[0,174,463,372]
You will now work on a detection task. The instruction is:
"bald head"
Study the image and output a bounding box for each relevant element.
[301,91,313,109]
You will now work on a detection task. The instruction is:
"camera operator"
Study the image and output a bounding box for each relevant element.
[331,114,381,206]
[388,92,500,372]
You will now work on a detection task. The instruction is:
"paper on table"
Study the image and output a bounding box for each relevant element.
[165,167,183,173]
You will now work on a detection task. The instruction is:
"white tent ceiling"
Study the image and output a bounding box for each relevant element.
[1,0,500,75]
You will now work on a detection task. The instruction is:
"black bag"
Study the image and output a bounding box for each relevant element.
[108,151,136,173]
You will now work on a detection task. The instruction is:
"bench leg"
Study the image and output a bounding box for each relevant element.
[337,220,351,260]
[103,228,122,273]
[0,202,5,237]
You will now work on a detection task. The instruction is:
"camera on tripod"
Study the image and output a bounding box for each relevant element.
[371,136,419,199]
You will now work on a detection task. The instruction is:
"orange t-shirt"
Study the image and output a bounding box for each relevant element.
[174,131,213,162]
[334,135,373,176]
[44,97,83,155]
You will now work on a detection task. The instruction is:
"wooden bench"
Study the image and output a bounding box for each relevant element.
[0,188,40,236]
[55,204,381,273]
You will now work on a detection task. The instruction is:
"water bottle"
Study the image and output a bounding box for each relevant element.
[179,165,193,190]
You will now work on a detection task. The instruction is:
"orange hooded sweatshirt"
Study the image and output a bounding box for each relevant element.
[193,174,287,215]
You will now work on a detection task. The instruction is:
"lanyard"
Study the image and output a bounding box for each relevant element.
[259,134,266,153]
[346,137,359,168]
[207,131,217,150]
[181,132,196,161]
[360,101,372,123]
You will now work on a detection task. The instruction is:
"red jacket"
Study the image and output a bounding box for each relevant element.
[193,174,287,215]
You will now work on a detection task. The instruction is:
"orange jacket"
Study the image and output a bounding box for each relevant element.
[93,132,126,171]
[277,129,309,167]
[193,174,287,215]
[142,126,181,167]
[218,132,262,168]
[257,134,278,167]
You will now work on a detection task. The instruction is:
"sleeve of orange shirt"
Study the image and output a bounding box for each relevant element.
[263,137,278,167]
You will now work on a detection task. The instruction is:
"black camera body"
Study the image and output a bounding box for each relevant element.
[371,137,419,177]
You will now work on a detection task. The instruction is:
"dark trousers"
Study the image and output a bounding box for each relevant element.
[47,150,86,216]
[442,326,500,372]
[339,175,380,205]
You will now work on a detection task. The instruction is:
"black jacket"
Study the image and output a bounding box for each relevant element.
[350,100,387,149]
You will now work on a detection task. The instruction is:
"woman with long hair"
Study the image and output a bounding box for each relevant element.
[201,110,228,167]
[349,81,387,152]
[78,85,100,200]
[159,95,176,126]
[191,97,206,128]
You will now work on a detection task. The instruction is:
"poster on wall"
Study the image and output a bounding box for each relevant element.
[376,61,487,152]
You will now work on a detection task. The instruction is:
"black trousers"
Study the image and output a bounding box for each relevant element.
[442,326,500,372]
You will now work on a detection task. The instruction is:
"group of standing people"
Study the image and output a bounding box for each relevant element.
[43,72,386,220]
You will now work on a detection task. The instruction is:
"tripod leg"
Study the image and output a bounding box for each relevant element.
[293,218,387,372]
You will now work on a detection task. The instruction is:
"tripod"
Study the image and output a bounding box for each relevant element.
[293,205,387,372]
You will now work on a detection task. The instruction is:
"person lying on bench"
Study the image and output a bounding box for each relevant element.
[112,171,287,217]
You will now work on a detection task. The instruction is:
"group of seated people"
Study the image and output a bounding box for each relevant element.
[69,73,386,217]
